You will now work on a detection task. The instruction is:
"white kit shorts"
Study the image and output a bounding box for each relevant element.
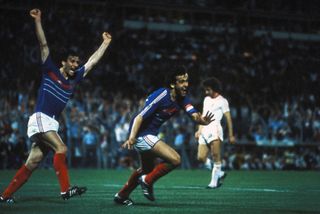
[27,112,59,138]
[134,134,160,151]
[198,124,223,145]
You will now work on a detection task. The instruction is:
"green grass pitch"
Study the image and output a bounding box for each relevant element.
[1,169,319,214]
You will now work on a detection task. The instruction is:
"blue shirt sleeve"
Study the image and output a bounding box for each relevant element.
[41,55,57,74]
[74,66,85,83]
[181,96,198,116]
[139,88,168,119]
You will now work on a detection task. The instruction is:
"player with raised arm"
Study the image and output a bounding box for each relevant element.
[0,8,112,203]
[195,77,235,189]
[114,66,214,206]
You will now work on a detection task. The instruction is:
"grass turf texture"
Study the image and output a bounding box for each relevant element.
[0,169,319,214]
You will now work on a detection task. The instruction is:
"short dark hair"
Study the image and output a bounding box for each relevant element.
[202,77,222,93]
[166,65,187,87]
[57,47,79,62]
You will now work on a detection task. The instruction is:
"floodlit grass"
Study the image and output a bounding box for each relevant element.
[1,169,319,214]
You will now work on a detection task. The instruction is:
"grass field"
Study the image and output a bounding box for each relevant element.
[0,169,320,214]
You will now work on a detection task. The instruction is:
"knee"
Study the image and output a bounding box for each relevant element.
[171,155,181,167]
[56,144,68,154]
[25,154,43,170]
[197,155,207,163]
[212,152,220,162]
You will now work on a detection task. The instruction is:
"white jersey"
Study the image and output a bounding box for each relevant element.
[199,95,230,142]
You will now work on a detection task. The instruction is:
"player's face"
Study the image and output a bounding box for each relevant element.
[64,56,80,77]
[174,73,189,97]
[204,87,215,98]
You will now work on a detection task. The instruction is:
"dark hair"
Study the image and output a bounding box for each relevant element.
[165,65,187,87]
[57,47,79,62]
[202,77,222,93]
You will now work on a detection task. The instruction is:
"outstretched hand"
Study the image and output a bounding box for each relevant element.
[121,138,135,150]
[102,32,112,44]
[30,8,41,20]
[201,111,214,125]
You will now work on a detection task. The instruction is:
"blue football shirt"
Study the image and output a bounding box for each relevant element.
[35,55,85,119]
[131,88,198,137]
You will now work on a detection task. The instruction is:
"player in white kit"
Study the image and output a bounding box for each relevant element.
[195,77,236,188]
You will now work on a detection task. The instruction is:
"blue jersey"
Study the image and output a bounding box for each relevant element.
[35,55,85,119]
[132,88,198,137]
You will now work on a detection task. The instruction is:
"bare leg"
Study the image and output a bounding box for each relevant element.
[197,144,211,166]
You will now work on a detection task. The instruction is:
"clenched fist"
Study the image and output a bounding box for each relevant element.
[102,32,112,44]
[30,8,41,20]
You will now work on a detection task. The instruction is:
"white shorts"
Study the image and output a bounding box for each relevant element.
[134,135,160,151]
[198,125,223,145]
[27,112,59,138]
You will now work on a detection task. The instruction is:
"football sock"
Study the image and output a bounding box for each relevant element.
[2,165,32,198]
[209,163,221,187]
[118,168,142,197]
[145,163,175,185]
[53,153,70,193]
[205,157,213,169]
[219,170,225,178]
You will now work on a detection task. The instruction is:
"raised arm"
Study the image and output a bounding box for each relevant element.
[83,32,112,77]
[30,9,49,63]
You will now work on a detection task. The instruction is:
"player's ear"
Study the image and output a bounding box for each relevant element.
[61,60,66,66]
[170,83,175,89]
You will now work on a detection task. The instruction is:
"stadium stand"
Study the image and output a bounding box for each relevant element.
[0,0,319,170]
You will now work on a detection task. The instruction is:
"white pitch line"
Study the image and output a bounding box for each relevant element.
[103,184,296,193]
[0,182,317,193]
[225,187,293,193]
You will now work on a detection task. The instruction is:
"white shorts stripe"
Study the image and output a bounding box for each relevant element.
[134,135,160,151]
[143,136,156,147]
[140,90,167,116]
[27,112,59,138]
[36,112,44,132]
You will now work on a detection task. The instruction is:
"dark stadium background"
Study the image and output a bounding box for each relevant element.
[1,1,320,213]
[0,0,319,171]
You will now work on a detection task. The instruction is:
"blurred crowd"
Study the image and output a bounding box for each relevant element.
[0,3,319,170]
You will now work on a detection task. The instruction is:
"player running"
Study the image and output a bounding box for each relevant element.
[195,77,236,189]
[114,66,214,206]
[0,8,112,203]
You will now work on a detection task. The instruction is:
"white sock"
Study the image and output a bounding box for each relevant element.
[208,163,221,187]
[204,158,212,169]
[141,174,147,183]
[219,170,225,178]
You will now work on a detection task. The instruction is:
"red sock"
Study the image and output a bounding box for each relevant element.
[2,165,32,198]
[118,168,142,198]
[53,153,70,193]
[145,163,175,185]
